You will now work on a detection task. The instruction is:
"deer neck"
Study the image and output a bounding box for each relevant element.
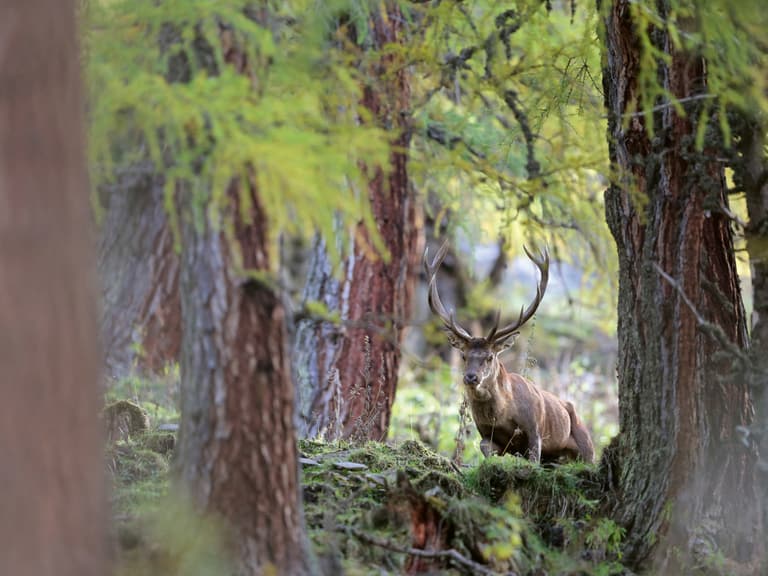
[468,356,503,402]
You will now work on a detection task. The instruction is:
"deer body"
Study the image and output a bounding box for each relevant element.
[467,355,593,462]
[424,242,594,464]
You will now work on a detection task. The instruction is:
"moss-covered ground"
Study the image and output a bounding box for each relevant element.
[108,401,630,575]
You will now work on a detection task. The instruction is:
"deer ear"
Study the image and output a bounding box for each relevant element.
[492,332,519,352]
[446,332,466,349]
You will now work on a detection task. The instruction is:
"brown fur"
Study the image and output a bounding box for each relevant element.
[457,338,594,463]
[424,241,593,464]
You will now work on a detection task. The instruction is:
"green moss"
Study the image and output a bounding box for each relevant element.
[104,400,151,443]
[109,432,628,575]
[141,431,176,455]
[107,417,177,519]
[109,440,172,517]
[466,456,602,519]
[411,469,465,497]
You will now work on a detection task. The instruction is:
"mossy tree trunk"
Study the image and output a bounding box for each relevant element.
[176,182,314,576]
[601,1,760,570]
[0,1,106,574]
[98,172,181,378]
[294,2,418,441]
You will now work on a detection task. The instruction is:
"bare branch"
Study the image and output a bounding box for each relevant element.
[503,90,540,179]
[653,263,750,367]
[425,123,487,160]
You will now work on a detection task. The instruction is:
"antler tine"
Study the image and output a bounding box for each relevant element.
[491,245,550,342]
[486,309,501,341]
[424,241,472,341]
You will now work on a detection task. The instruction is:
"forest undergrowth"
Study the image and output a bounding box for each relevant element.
[106,393,629,576]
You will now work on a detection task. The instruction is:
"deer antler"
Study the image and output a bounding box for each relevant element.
[423,241,472,342]
[488,245,549,343]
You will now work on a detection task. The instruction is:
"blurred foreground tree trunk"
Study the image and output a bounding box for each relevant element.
[294,2,418,441]
[98,172,181,378]
[601,1,760,571]
[0,1,106,575]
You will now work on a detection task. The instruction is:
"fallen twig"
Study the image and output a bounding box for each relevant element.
[339,525,518,576]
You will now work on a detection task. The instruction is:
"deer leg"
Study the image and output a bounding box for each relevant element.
[526,430,542,463]
[564,402,594,463]
[480,438,503,457]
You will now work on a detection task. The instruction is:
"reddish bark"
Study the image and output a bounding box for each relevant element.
[0,1,106,575]
[176,183,313,575]
[296,1,418,441]
[399,474,452,574]
[602,0,759,570]
[174,19,313,572]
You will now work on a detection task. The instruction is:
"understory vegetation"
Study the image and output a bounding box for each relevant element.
[107,383,627,576]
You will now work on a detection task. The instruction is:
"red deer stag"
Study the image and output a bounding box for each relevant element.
[424,241,594,463]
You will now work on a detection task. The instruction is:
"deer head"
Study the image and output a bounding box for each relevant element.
[423,241,549,391]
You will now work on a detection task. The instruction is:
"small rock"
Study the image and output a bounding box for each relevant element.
[333,461,368,471]
[365,473,389,486]
[299,457,320,466]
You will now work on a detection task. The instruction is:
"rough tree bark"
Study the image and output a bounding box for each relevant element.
[601,1,760,570]
[175,183,314,575]
[98,171,180,378]
[173,19,314,574]
[735,116,768,569]
[294,2,417,441]
[0,2,106,575]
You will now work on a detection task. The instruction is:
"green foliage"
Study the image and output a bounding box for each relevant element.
[621,0,768,143]
[406,1,616,307]
[106,390,228,576]
[86,0,393,266]
[115,494,232,576]
[584,517,625,560]
[298,439,627,575]
[106,371,180,425]
[451,493,526,565]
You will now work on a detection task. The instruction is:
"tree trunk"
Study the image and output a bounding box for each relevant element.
[294,2,417,441]
[98,171,181,378]
[0,2,106,575]
[601,1,759,570]
[176,183,314,576]
[735,116,768,570]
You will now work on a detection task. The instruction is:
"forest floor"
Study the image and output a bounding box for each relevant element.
[106,397,630,576]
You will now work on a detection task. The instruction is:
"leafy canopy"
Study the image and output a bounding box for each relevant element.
[401,0,616,327]
[87,0,393,266]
